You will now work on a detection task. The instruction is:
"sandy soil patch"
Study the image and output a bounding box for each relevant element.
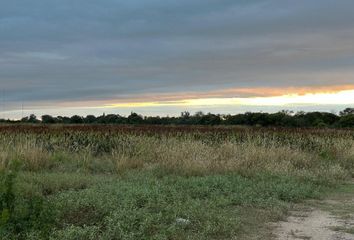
[274,208,354,239]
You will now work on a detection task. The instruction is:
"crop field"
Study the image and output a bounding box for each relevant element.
[0,125,353,239]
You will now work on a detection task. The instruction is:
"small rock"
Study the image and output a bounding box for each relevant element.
[176,218,191,225]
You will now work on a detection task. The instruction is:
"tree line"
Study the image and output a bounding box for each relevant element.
[0,108,353,128]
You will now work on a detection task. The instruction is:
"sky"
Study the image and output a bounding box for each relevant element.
[1,0,354,119]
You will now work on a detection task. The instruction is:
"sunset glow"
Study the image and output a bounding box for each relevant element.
[106,89,354,109]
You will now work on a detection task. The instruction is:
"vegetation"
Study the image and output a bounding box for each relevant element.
[0,108,353,127]
[0,125,353,239]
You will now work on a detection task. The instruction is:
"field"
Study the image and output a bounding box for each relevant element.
[0,125,353,239]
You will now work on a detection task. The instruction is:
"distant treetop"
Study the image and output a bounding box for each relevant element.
[0,109,353,128]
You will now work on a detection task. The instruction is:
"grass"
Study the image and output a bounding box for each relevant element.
[12,170,323,240]
[0,125,353,239]
[330,226,354,235]
[308,183,354,219]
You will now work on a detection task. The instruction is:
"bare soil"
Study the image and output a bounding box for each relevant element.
[273,184,354,240]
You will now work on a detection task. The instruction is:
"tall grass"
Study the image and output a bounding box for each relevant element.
[0,127,352,182]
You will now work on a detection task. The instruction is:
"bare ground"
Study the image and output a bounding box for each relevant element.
[273,184,354,240]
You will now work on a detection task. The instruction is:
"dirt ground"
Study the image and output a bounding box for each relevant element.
[273,183,354,240]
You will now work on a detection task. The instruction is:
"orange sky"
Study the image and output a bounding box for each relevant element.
[2,84,354,120]
[20,84,348,114]
[48,84,354,108]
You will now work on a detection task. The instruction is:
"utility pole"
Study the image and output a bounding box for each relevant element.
[1,89,3,120]
[21,100,24,120]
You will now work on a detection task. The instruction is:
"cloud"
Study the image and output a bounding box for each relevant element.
[10,52,68,61]
[0,0,354,115]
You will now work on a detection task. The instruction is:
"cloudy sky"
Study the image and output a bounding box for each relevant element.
[1,0,354,118]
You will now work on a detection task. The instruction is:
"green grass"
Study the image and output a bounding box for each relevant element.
[330,226,354,235]
[3,169,327,240]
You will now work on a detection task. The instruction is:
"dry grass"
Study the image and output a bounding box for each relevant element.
[0,128,352,182]
[106,135,353,181]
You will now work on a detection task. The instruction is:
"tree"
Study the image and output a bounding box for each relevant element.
[70,115,83,124]
[20,117,29,123]
[224,114,246,125]
[28,114,39,123]
[198,113,221,125]
[338,114,354,128]
[99,114,123,124]
[41,115,56,124]
[340,108,354,116]
[194,111,204,117]
[85,115,97,124]
[57,116,71,124]
[181,111,190,118]
[127,112,143,124]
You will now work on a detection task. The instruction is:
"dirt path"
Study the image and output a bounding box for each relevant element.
[274,184,354,240]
